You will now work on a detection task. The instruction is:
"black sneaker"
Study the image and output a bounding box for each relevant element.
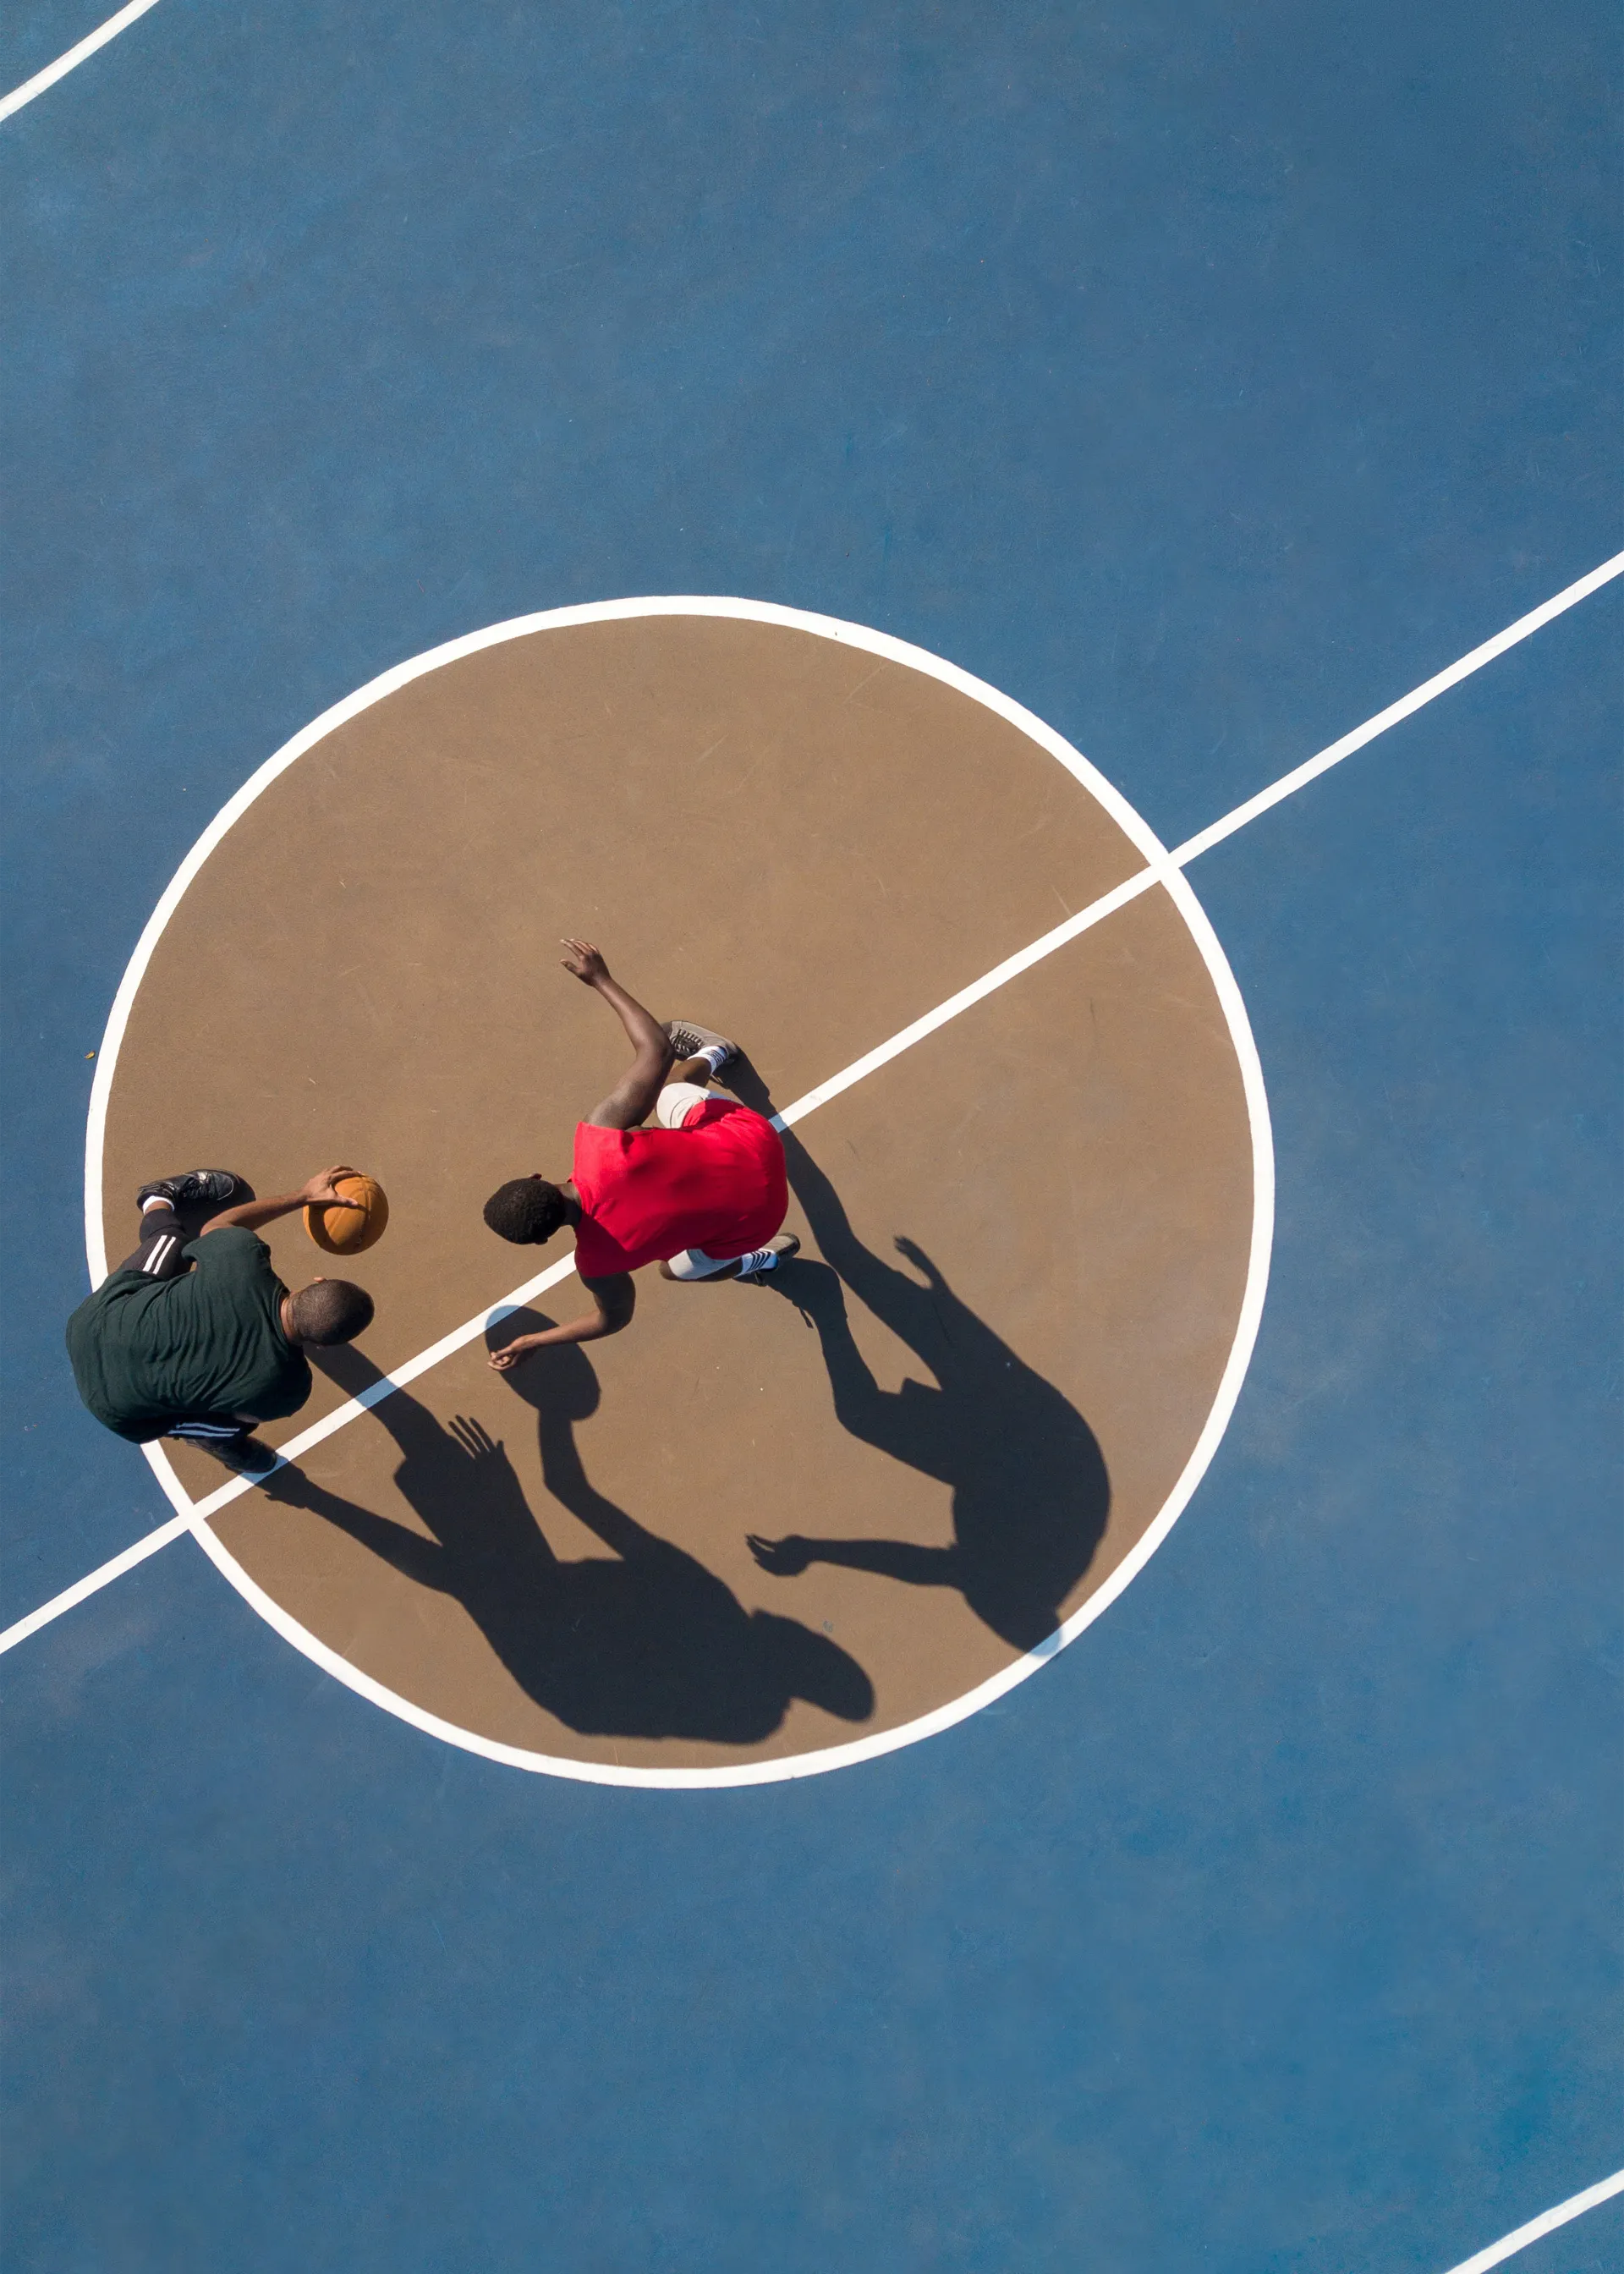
[135,1170,244,1211]
[209,1436,280,1479]
[662,1020,738,1066]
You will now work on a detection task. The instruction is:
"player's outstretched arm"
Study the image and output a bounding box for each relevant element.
[488,1272,635,1367]
[200,1167,365,1237]
[562,939,674,1130]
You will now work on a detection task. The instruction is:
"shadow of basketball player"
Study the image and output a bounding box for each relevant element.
[263,1333,873,1744]
[727,1059,1110,1653]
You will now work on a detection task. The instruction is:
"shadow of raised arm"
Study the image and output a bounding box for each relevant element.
[261,1461,452,1593]
[534,1406,691,1568]
[488,1318,701,1572]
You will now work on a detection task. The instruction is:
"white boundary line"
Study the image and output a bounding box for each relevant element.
[66,594,1272,1787]
[0,0,165,124]
[1437,2166,1624,2274]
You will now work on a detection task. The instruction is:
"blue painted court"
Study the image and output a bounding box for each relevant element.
[3,3,1620,2267]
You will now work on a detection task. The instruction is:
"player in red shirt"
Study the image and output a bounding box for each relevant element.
[483,940,797,1367]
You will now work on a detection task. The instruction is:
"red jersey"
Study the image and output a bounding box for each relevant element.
[571,1099,788,1277]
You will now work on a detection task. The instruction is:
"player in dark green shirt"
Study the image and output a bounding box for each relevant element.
[68,1166,376,1468]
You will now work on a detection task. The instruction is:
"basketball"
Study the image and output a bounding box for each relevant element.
[304,1172,389,1255]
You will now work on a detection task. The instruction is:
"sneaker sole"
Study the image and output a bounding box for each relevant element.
[662,1020,737,1062]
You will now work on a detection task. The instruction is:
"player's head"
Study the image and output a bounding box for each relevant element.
[484,1176,568,1246]
[290,1278,374,1345]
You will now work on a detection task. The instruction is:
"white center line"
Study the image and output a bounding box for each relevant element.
[1172,550,1624,866]
[3,546,1620,1662]
[0,1509,195,1656]
[0,0,166,125]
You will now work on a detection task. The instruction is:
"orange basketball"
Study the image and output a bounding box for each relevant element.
[304,1172,389,1255]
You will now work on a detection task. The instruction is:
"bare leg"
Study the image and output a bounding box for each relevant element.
[658,1252,749,1282]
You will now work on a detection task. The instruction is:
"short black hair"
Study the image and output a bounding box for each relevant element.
[290,1279,374,1346]
[484,1178,567,1245]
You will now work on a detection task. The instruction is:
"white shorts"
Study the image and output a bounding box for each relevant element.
[653,1083,751,1278]
[654,1080,714,1130]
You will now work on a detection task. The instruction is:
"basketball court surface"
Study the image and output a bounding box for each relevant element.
[3,5,1620,2268]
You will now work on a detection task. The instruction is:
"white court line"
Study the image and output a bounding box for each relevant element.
[1173,549,1624,865]
[3,545,1620,1669]
[0,0,165,124]
[773,864,1164,1126]
[0,1510,193,1656]
[1436,2166,1624,2274]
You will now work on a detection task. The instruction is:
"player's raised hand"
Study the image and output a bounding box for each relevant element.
[560,937,609,985]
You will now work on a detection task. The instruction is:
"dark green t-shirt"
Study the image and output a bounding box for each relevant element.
[66,1228,312,1444]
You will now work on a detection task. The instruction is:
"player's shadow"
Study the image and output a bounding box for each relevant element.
[268,1334,873,1744]
[726,1057,1111,1653]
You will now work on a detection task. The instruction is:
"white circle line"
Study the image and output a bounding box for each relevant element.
[86,595,1273,1788]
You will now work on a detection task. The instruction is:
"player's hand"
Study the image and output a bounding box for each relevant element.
[747,1533,812,1576]
[488,1333,540,1371]
[559,937,609,985]
[300,1166,363,1208]
[892,1235,941,1283]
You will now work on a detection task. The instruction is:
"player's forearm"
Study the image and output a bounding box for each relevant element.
[491,1275,634,1365]
[201,1167,361,1238]
[200,1191,305,1236]
[590,972,671,1064]
[510,1312,623,1350]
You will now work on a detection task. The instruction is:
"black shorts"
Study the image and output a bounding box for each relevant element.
[112,1206,191,1282]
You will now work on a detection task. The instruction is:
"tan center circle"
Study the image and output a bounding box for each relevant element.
[99,612,1259,1781]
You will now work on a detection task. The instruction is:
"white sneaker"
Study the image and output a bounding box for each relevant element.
[736,1234,800,1281]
